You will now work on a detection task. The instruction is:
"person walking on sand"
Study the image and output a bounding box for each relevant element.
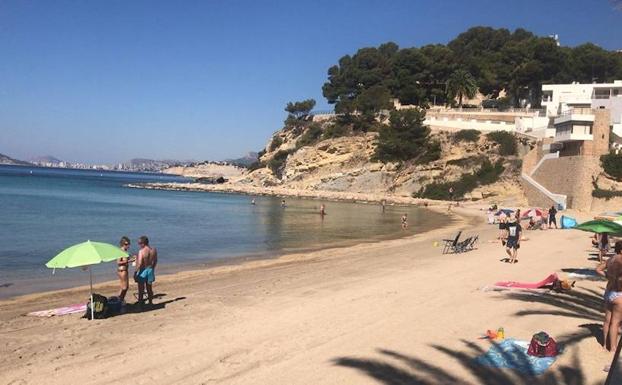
[505,216,522,263]
[596,241,622,367]
[401,213,408,229]
[548,205,558,229]
[381,200,386,213]
[117,236,132,302]
[135,236,157,307]
[599,233,610,263]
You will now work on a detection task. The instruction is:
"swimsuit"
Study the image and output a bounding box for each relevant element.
[137,267,155,284]
[604,290,622,303]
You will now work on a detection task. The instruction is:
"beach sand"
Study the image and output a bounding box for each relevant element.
[0,207,611,385]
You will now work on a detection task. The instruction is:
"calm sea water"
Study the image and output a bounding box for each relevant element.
[0,165,449,298]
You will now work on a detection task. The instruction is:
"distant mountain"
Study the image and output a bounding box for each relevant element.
[30,155,65,165]
[226,152,259,167]
[0,153,31,166]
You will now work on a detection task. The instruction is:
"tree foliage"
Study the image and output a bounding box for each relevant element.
[322,27,622,109]
[375,109,435,162]
[445,70,478,107]
[601,153,622,180]
[285,99,316,119]
[486,131,517,156]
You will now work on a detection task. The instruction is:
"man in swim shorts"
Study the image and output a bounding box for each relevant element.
[505,217,521,264]
[135,235,158,306]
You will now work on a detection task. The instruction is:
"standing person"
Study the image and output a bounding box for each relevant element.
[320,204,326,217]
[505,216,522,263]
[498,212,508,241]
[381,200,386,213]
[401,213,408,229]
[448,186,454,202]
[596,241,622,361]
[281,199,286,208]
[549,205,558,229]
[135,236,157,307]
[251,198,256,205]
[599,233,610,263]
[117,236,131,302]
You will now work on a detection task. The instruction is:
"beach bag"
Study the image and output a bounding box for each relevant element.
[85,293,108,320]
[107,296,123,316]
[527,332,558,357]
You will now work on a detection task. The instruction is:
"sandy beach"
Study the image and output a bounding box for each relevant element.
[0,206,611,385]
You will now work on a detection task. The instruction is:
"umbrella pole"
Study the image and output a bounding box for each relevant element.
[90,268,94,321]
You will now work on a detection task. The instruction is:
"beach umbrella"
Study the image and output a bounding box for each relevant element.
[573,220,622,236]
[46,241,128,320]
[522,208,543,218]
[495,209,514,216]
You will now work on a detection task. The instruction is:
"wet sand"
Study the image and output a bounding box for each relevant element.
[0,206,612,385]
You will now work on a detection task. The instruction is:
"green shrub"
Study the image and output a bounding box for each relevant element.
[248,161,265,172]
[296,124,323,149]
[269,135,283,152]
[486,131,516,156]
[375,109,432,163]
[322,123,348,139]
[592,188,622,199]
[446,155,485,167]
[414,159,504,200]
[267,150,292,179]
[601,153,622,180]
[416,140,442,164]
[454,129,481,142]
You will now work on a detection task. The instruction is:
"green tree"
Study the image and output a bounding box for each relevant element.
[375,109,432,162]
[445,70,478,108]
[285,99,316,119]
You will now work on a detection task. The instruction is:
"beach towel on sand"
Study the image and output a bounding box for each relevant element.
[475,339,559,375]
[27,303,86,317]
[494,273,558,289]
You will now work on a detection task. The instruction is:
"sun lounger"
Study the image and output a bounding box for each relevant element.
[442,231,462,254]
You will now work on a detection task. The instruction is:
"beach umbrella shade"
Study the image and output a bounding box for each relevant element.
[495,209,514,216]
[573,220,622,236]
[521,208,544,218]
[46,241,128,320]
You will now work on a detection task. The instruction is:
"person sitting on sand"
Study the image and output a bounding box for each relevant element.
[596,241,622,362]
[117,236,132,302]
[135,236,157,306]
[505,217,521,263]
[401,213,408,229]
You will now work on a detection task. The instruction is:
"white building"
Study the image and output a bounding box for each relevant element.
[541,80,622,137]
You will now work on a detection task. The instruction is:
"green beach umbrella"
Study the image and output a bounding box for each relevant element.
[46,240,128,320]
[573,220,622,236]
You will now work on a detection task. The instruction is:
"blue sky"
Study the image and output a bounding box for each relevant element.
[1,0,621,163]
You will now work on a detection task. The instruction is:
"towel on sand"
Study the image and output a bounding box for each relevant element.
[475,339,558,375]
[494,273,558,289]
[26,303,86,317]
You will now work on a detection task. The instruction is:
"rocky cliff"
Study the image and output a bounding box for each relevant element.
[227,119,529,204]
[0,153,30,166]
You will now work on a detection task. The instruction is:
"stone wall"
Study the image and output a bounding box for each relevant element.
[531,156,601,211]
[520,178,557,208]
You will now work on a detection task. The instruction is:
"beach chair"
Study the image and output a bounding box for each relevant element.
[466,235,479,251]
[456,236,473,253]
[442,231,462,254]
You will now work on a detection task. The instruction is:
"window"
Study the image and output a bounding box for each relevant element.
[594,89,610,99]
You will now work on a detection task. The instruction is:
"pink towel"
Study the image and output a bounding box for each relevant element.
[494,273,558,289]
[27,303,86,317]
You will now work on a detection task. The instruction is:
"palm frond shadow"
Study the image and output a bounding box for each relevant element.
[334,341,594,385]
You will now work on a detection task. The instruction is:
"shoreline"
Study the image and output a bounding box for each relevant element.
[0,205,468,305]
[125,181,452,207]
[0,206,611,384]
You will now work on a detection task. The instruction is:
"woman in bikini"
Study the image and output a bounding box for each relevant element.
[596,240,622,356]
[117,236,131,302]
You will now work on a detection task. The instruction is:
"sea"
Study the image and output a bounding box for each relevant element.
[0,165,449,298]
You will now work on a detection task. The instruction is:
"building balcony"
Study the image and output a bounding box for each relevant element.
[553,109,595,125]
[554,131,593,143]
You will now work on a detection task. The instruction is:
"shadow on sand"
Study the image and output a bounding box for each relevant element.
[334,344,593,385]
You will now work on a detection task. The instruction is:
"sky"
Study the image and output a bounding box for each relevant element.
[0,0,621,164]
